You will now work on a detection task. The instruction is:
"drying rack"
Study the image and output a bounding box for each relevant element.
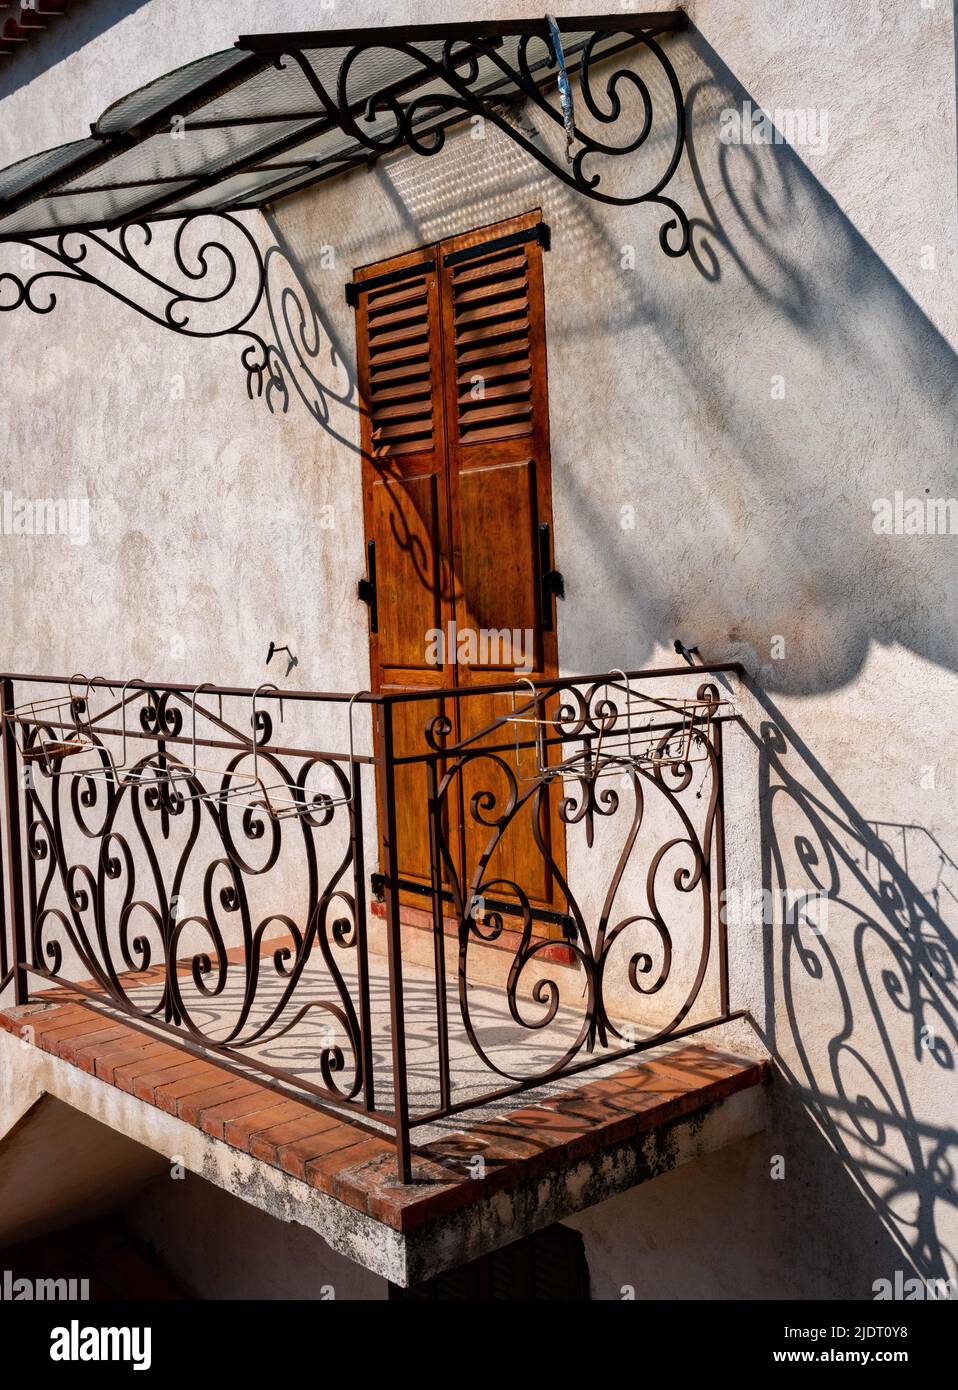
[7,677,365,821]
[506,670,731,784]
[173,683,365,821]
[79,681,363,820]
[75,676,197,789]
[2,673,103,768]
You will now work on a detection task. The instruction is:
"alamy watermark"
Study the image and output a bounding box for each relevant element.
[425,621,534,671]
[1,489,89,546]
[872,1271,957,1300]
[719,100,829,154]
[721,883,830,934]
[1,1269,90,1300]
[872,491,958,536]
[50,1320,151,1370]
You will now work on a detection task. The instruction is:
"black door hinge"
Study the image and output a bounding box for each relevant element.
[538,522,564,632]
[358,539,378,633]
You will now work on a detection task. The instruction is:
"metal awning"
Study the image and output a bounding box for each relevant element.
[0,14,692,422]
[0,12,690,241]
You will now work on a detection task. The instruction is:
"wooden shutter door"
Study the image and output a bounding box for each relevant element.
[354,246,457,899]
[437,211,565,915]
[354,212,566,928]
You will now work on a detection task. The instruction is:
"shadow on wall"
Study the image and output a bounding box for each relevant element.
[192,29,958,1290]
[250,114,573,459]
[745,682,958,1289]
[556,31,958,694]
[245,21,958,1304]
[0,0,151,98]
[261,27,957,697]
[258,212,362,457]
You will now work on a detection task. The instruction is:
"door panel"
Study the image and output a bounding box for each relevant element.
[379,672,458,898]
[457,459,541,672]
[356,247,456,907]
[371,474,443,672]
[363,260,441,458]
[438,213,565,920]
[456,683,557,910]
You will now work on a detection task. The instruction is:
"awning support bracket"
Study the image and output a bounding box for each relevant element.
[250,16,692,255]
[0,215,291,411]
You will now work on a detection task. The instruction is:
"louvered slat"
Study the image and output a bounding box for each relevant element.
[364,268,436,457]
[447,246,536,444]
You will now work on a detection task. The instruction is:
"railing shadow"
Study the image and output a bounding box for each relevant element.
[745,683,958,1286]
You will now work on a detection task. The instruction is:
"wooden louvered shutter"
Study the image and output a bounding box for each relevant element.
[438,210,556,681]
[438,211,563,914]
[354,211,565,919]
[441,224,540,446]
[354,247,457,904]
[358,248,440,459]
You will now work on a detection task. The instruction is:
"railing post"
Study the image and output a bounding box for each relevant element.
[1,678,29,1004]
[713,715,730,1019]
[426,757,452,1113]
[349,756,376,1114]
[379,701,413,1183]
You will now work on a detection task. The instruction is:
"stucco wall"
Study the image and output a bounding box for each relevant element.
[123,1169,387,1300]
[0,0,956,1299]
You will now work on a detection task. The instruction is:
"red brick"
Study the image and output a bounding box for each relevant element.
[302,1128,386,1190]
[37,1017,110,1052]
[262,1124,362,1180]
[73,1029,147,1074]
[340,1146,466,1228]
[112,1047,194,1094]
[655,1044,764,1086]
[247,1110,342,1167]
[12,1004,88,1037]
[132,1060,214,1104]
[153,1066,227,1115]
[57,1025,131,1065]
[178,1081,263,1126]
[197,1090,278,1141]
[224,1101,311,1151]
[419,1125,530,1174]
[95,1041,171,1083]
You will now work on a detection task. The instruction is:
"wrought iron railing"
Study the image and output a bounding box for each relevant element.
[0,664,741,1181]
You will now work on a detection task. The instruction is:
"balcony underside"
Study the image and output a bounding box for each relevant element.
[0,983,768,1285]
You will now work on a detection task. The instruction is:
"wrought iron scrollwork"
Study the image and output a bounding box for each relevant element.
[0,215,291,404]
[0,214,363,436]
[282,24,690,254]
[0,21,691,428]
[18,682,368,1108]
[423,678,724,1087]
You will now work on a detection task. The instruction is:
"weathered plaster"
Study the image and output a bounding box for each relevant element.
[0,1029,767,1287]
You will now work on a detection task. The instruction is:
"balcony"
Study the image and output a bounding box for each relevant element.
[0,665,768,1282]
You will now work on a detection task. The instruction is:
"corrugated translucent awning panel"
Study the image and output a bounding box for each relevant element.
[0,14,687,238]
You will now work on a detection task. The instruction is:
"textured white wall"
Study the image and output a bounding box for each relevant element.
[0,0,956,1299]
[123,1169,387,1300]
